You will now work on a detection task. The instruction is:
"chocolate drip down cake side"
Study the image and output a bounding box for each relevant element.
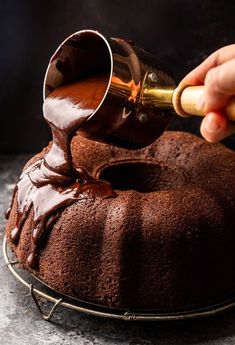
[5,30,235,312]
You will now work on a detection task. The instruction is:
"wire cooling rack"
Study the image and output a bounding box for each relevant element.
[3,235,235,321]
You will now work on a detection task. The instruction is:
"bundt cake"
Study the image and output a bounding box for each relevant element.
[5,130,235,310]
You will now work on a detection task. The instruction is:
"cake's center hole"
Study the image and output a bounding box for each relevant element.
[98,161,186,193]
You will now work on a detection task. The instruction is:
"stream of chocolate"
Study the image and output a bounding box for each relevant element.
[8,75,115,269]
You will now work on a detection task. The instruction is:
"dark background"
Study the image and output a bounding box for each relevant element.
[1,0,235,153]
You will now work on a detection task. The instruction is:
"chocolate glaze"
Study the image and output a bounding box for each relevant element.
[9,75,115,268]
[32,75,110,185]
[5,208,10,220]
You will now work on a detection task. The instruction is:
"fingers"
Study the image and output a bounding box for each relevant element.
[200,112,235,143]
[180,44,235,86]
[200,58,235,112]
[179,44,235,142]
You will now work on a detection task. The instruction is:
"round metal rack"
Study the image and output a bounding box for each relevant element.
[3,235,235,321]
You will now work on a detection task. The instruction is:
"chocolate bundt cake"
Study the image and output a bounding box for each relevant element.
[5,131,235,310]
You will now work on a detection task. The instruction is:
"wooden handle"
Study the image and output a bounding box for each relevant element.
[173,85,235,121]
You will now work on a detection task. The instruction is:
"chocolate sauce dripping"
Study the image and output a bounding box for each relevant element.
[5,206,12,220]
[11,162,114,268]
[5,185,18,220]
[9,75,115,268]
[31,75,110,185]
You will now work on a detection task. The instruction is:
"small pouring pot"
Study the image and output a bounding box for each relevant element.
[43,29,235,149]
[43,29,175,149]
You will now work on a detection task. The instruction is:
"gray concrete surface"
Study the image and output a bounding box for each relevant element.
[1,155,235,345]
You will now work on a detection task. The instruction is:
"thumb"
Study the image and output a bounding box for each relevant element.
[199,58,235,113]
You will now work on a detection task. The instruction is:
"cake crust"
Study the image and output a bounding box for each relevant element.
[6,131,235,310]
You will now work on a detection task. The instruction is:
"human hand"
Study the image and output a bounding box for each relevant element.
[180,45,235,143]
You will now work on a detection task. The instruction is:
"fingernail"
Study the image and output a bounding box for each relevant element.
[204,114,221,133]
[196,95,205,111]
